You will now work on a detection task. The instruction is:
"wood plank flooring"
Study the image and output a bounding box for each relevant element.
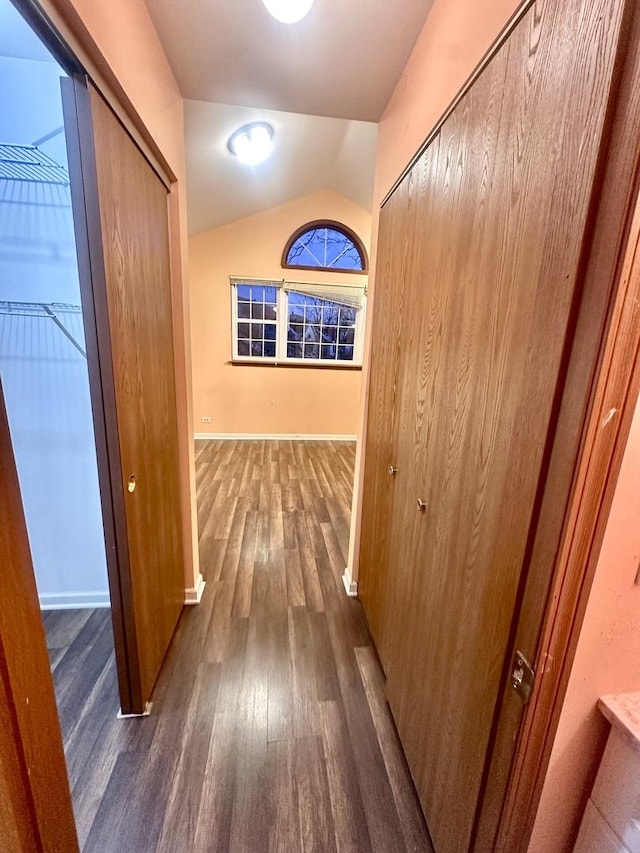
[44,440,433,852]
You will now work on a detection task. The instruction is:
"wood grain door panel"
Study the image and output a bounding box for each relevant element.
[89,85,184,708]
[358,182,411,668]
[64,78,185,712]
[359,0,629,850]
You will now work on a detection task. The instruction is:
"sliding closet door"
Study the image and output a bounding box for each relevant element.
[63,78,184,713]
[360,0,630,850]
[358,182,411,666]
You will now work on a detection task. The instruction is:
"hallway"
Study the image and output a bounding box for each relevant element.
[48,439,432,852]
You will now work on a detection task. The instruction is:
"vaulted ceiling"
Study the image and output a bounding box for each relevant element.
[144,0,433,122]
[185,100,378,234]
[143,0,433,233]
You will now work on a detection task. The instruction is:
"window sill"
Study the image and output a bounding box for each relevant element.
[229,358,363,370]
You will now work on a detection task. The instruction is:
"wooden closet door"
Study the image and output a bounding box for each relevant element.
[358,178,412,667]
[63,79,185,713]
[360,0,630,850]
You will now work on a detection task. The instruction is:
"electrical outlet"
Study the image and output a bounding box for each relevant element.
[201,416,211,424]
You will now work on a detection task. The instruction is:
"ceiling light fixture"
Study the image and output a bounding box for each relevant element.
[261,0,314,24]
[227,122,274,166]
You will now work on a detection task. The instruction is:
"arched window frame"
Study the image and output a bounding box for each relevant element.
[281,219,369,274]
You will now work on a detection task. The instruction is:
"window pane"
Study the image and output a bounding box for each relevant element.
[326,229,363,270]
[322,304,340,324]
[238,339,250,356]
[264,304,277,321]
[304,325,320,342]
[237,322,250,340]
[264,341,276,358]
[265,323,277,341]
[339,327,355,345]
[305,304,322,324]
[339,307,356,325]
[332,250,363,270]
[282,289,361,364]
[251,303,264,320]
[251,341,263,356]
[250,286,264,301]
[322,326,337,343]
[287,342,302,358]
[285,226,364,271]
[237,284,252,300]
[238,302,251,319]
[251,324,264,340]
[288,323,303,341]
[338,345,354,361]
[288,229,326,267]
[264,286,277,302]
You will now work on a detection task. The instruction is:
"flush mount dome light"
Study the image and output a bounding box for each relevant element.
[262,0,314,24]
[228,122,274,166]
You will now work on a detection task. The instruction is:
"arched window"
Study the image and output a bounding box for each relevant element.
[282,220,368,273]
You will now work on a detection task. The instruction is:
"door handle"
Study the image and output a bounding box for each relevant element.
[417,498,427,512]
[127,475,137,494]
[388,465,398,476]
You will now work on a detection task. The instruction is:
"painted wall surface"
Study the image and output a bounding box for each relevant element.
[44,0,200,590]
[348,0,523,581]
[529,395,640,852]
[0,43,108,607]
[189,190,370,436]
[373,0,522,206]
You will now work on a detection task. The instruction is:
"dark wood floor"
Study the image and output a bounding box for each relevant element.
[44,440,433,852]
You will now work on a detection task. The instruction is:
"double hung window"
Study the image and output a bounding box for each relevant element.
[231,278,366,366]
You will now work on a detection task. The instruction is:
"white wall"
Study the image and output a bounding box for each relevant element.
[0,10,108,609]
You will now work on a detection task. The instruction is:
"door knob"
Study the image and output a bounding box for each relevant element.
[388,465,398,476]
[127,475,137,494]
[417,498,427,512]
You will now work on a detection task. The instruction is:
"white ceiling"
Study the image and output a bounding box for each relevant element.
[144,0,433,122]
[0,1,54,62]
[185,99,377,234]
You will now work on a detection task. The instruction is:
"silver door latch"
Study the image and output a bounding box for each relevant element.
[511,650,535,704]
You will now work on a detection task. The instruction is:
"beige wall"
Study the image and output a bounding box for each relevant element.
[46,0,199,589]
[189,190,370,436]
[529,395,640,851]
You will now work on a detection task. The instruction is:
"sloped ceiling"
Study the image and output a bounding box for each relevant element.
[185,100,377,234]
[147,0,432,232]
[144,0,433,122]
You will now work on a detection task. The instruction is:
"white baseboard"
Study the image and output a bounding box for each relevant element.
[40,591,111,610]
[184,573,206,605]
[194,432,357,441]
[117,702,152,719]
[342,570,358,598]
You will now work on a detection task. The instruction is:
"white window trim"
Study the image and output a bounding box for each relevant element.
[230,279,366,368]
